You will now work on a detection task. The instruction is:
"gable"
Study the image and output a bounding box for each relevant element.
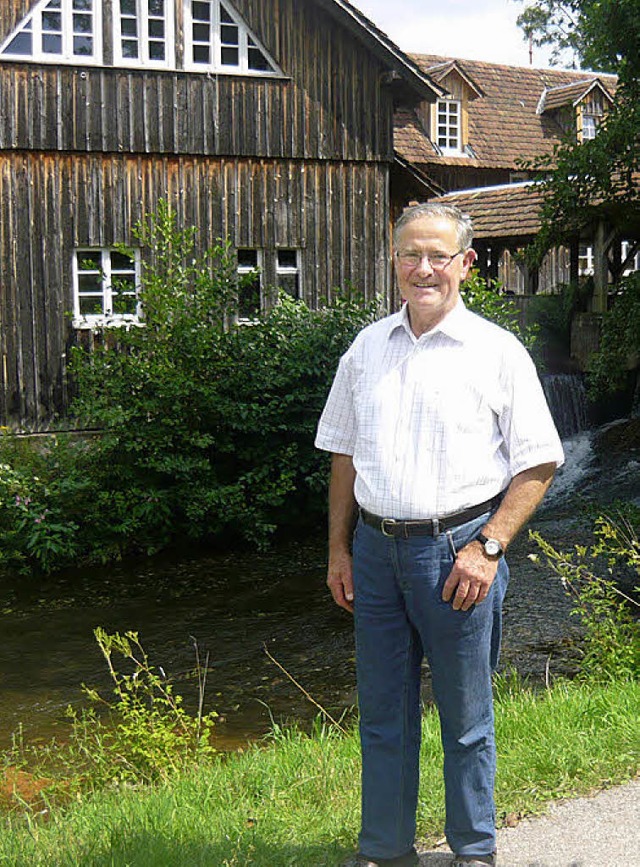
[0,0,283,76]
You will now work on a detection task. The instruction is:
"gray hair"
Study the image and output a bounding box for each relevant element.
[393,202,474,251]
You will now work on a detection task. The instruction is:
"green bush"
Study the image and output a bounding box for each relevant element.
[460,270,539,351]
[587,272,640,399]
[530,503,640,682]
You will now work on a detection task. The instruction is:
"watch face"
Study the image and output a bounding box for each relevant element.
[485,539,502,557]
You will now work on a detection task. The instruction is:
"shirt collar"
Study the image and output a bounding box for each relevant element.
[387,299,471,344]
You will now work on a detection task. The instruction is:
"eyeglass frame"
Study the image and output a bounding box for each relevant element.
[394,249,465,270]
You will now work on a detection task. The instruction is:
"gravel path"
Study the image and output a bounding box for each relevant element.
[416,778,640,866]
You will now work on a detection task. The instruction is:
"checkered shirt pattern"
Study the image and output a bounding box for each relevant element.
[315,302,564,519]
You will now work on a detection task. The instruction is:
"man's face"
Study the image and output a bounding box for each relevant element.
[394,215,475,335]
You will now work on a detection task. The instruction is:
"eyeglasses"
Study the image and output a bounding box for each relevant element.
[395,250,463,270]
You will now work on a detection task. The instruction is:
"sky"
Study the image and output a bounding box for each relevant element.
[351,0,563,69]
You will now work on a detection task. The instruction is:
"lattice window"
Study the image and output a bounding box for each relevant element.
[237,249,262,319]
[186,0,281,75]
[114,0,174,68]
[276,249,301,299]
[0,0,102,64]
[436,99,462,153]
[73,249,141,326]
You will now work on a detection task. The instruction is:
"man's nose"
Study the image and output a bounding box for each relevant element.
[415,255,434,274]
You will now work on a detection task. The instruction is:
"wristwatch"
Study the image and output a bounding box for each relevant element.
[476,532,505,559]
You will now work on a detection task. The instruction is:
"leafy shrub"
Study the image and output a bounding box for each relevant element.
[460,270,539,351]
[587,272,640,399]
[530,503,640,682]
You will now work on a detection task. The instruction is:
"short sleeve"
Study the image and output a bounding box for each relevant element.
[315,355,357,455]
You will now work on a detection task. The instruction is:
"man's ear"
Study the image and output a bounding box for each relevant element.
[461,248,477,278]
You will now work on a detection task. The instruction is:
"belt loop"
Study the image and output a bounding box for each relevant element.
[432,517,440,537]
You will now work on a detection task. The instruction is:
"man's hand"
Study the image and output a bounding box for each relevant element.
[327,549,355,613]
[441,541,498,611]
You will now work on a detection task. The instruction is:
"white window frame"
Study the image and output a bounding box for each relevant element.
[72,248,142,328]
[578,244,594,277]
[582,113,598,141]
[112,0,175,69]
[184,0,282,76]
[236,248,263,321]
[0,0,103,66]
[436,99,463,155]
[276,249,301,300]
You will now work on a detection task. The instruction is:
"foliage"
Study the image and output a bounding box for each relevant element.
[516,0,639,71]
[530,503,640,681]
[2,209,546,574]
[5,629,218,800]
[67,629,218,788]
[525,281,589,354]
[460,270,539,351]
[586,272,640,398]
[65,203,380,560]
[1,680,638,864]
[0,434,88,573]
[516,1,640,266]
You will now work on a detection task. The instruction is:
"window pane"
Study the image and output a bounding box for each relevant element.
[120,0,136,14]
[42,33,63,53]
[238,249,258,268]
[78,273,102,293]
[79,296,105,315]
[74,0,93,10]
[192,1,211,22]
[74,35,93,55]
[148,0,164,15]
[221,24,238,46]
[112,293,138,315]
[193,22,210,41]
[121,18,137,36]
[78,252,101,270]
[193,44,210,63]
[239,276,261,318]
[149,19,164,38]
[149,41,165,60]
[42,11,62,31]
[111,251,134,270]
[220,7,233,23]
[221,46,238,65]
[3,31,33,56]
[122,40,139,58]
[277,274,299,299]
[248,47,272,71]
[73,13,92,33]
[277,249,297,268]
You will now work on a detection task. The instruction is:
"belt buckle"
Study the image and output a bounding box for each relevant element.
[381,518,397,537]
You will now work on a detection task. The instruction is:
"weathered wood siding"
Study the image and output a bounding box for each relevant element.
[0,0,394,162]
[0,1,401,428]
[0,152,390,429]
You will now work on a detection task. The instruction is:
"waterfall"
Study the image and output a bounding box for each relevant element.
[541,374,589,439]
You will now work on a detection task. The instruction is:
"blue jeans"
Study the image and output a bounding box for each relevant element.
[352,512,509,860]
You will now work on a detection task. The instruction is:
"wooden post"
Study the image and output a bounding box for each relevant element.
[591,221,609,312]
[569,239,579,287]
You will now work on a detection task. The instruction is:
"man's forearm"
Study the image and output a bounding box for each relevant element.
[481,462,557,550]
[328,452,357,553]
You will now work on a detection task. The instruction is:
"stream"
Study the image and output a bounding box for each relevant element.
[0,413,638,753]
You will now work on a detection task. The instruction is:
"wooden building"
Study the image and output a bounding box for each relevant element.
[393,53,640,298]
[0,0,443,430]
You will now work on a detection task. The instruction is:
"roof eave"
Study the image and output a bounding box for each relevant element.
[317,0,447,101]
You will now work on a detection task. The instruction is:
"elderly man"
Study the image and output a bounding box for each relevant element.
[315,203,564,867]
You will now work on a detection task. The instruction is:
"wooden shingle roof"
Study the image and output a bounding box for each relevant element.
[395,54,617,171]
[433,182,547,239]
[537,79,613,113]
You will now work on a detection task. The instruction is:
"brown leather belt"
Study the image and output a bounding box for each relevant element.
[360,494,503,539]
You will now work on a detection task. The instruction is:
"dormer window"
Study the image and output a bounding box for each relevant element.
[185,0,282,75]
[0,0,102,64]
[436,99,462,154]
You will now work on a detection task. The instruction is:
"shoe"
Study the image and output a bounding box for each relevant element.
[342,849,419,866]
[451,855,496,867]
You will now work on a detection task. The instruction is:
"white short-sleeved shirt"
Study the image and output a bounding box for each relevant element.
[315,301,564,519]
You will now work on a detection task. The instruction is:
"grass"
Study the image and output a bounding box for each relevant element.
[0,677,637,866]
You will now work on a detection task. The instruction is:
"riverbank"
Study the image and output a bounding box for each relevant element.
[0,678,637,866]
